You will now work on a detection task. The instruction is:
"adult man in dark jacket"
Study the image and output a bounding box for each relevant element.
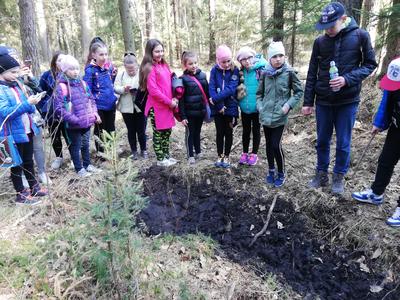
[302,2,377,194]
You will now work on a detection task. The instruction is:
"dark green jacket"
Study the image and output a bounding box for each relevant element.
[256,64,303,127]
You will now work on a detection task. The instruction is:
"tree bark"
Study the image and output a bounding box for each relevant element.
[18,0,41,76]
[34,0,50,63]
[273,0,284,42]
[289,0,298,66]
[80,0,91,62]
[337,0,363,24]
[360,0,373,29]
[118,0,136,52]
[260,0,267,50]
[208,0,216,63]
[144,0,154,39]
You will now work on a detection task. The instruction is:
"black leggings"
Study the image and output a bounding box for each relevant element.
[215,114,234,157]
[264,125,285,173]
[185,116,203,157]
[49,120,70,157]
[94,109,116,152]
[241,112,260,154]
[122,112,146,153]
[11,135,38,193]
[371,125,400,207]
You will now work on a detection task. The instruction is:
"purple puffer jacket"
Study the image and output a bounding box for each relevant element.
[54,74,97,129]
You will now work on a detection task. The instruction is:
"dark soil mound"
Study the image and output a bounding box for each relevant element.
[138,166,399,300]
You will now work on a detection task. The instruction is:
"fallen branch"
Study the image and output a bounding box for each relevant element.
[248,193,279,247]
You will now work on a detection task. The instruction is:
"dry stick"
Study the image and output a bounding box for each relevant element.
[351,132,377,176]
[249,193,279,248]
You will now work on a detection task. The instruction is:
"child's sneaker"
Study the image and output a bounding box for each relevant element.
[15,189,41,206]
[274,172,285,188]
[86,164,102,173]
[131,151,139,160]
[188,157,195,164]
[51,157,64,170]
[266,169,275,184]
[77,168,92,177]
[221,156,231,168]
[247,154,258,166]
[39,172,52,185]
[194,152,203,160]
[239,153,248,165]
[215,156,224,167]
[351,189,383,205]
[31,184,48,197]
[157,158,174,167]
[387,207,400,227]
[141,150,149,159]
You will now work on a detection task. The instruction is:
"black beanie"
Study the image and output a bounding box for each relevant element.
[0,54,20,74]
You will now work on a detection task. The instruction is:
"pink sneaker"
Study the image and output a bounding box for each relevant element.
[247,153,258,166]
[239,153,248,165]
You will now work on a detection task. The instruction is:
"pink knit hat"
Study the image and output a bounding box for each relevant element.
[59,55,80,72]
[216,45,232,61]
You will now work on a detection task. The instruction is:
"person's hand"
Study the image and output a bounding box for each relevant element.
[219,106,226,114]
[28,94,40,105]
[124,85,132,93]
[282,103,290,115]
[170,98,178,108]
[95,113,102,124]
[329,76,346,90]
[371,125,382,135]
[302,106,314,116]
[209,98,214,105]
[112,66,118,76]
[181,119,188,126]
[20,66,32,77]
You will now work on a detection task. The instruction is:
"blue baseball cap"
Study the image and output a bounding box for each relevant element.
[315,2,345,30]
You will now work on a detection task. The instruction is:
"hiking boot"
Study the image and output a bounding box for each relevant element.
[141,150,149,159]
[351,189,383,205]
[266,169,275,185]
[274,172,286,188]
[39,172,52,185]
[77,168,92,177]
[215,156,224,167]
[331,173,345,194]
[188,157,195,164]
[51,157,64,170]
[387,207,400,227]
[309,170,329,188]
[31,184,48,197]
[247,154,258,166]
[15,189,41,206]
[221,156,231,168]
[86,164,102,173]
[239,153,248,165]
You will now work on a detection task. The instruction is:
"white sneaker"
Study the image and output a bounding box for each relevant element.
[157,158,173,167]
[38,172,52,185]
[21,174,29,188]
[77,168,92,177]
[168,157,178,164]
[188,157,195,165]
[86,164,102,173]
[51,157,64,170]
[387,207,400,227]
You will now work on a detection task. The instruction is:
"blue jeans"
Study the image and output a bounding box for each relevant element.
[67,128,91,172]
[315,102,358,174]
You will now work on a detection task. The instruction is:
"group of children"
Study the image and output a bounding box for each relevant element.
[0,35,399,228]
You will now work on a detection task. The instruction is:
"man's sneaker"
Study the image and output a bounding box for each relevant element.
[309,170,329,188]
[77,168,92,177]
[86,164,102,173]
[247,154,258,166]
[239,153,248,165]
[351,189,383,205]
[131,151,139,160]
[274,172,286,188]
[194,152,202,160]
[331,173,345,194]
[31,184,48,197]
[215,156,224,167]
[15,190,41,206]
[387,207,400,227]
[51,157,64,170]
[188,157,195,164]
[266,169,275,185]
[38,172,52,185]
[221,156,231,168]
[141,150,149,159]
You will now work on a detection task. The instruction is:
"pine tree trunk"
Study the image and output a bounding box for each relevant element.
[164,0,173,66]
[145,0,154,39]
[337,0,363,24]
[118,0,136,52]
[18,0,41,76]
[273,0,284,42]
[260,0,267,50]
[172,0,180,62]
[80,0,91,62]
[35,0,50,63]
[208,0,216,63]
[290,0,298,66]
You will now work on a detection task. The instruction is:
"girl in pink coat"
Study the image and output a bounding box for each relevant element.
[140,39,178,167]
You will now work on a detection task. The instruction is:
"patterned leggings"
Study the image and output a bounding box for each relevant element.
[149,109,171,161]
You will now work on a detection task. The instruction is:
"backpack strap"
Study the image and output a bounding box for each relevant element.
[187,75,208,105]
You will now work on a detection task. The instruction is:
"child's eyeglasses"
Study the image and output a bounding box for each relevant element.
[240,56,254,62]
[124,52,136,57]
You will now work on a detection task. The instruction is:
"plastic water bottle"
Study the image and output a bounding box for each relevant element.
[329,61,340,92]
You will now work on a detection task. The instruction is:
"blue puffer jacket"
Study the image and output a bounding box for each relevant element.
[209,65,239,117]
[239,55,267,114]
[83,64,117,111]
[0,82,39,143]
[38,70,56,115]
[304,17,377,107]
[373,90,400,130]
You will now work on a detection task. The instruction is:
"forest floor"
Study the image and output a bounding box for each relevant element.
[0,82,400,299]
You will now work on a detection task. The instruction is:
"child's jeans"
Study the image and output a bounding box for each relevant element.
[371,125,400,195]
[315,102,358,174]
[185,116,203,158]
[67,127,91,172]
[32,127,46,174]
